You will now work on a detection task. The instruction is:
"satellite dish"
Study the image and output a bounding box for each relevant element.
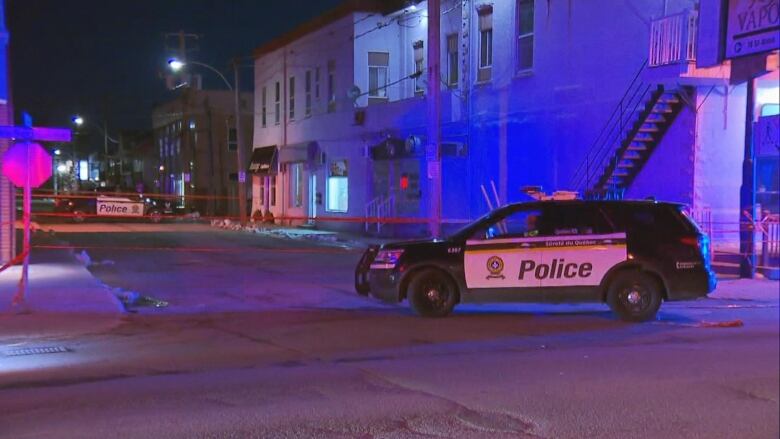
[347,85,361,103]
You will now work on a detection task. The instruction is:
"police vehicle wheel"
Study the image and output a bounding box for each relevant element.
[149,210,162,223]
[607,271,662,322]
[72,210,85,223]
[408,269,457,318]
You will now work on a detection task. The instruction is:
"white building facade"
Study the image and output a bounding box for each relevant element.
[250,0,779,241]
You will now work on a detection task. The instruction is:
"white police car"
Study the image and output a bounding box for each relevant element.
[355,199,715,321]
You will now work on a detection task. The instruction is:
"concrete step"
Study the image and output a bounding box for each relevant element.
[633,132,655,142]
[623,150,643,159]
[645,113,666,123]
[628,142,648,151]
[652,103,674,113]
[658,94,680,104]
[617,160,636,168]
[614,169,630,177]
[639,123,660,133]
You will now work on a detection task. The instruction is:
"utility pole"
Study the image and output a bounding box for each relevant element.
[234,60,247,225]
[427,0,442,238]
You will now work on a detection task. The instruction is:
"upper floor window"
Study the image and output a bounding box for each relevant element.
[368,51,389,104]
[288,76,295,120]
[315,67,321,100]
[274,81,281,125]
[327,60,336,112]
[517,0,535,72]
[446,34,459,87]
[228,127,237,151]
[261,86,267,127]
[305,70,312,117]
[478,6,493,82]
[413,41,425,95]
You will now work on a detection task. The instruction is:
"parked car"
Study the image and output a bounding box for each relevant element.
[53,190,167,223]
[355,199,715,321]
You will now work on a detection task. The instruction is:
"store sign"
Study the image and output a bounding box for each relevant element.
[96,197,145,217]
[726,0,780,58]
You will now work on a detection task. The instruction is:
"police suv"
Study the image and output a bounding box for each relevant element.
[355,199,716,321]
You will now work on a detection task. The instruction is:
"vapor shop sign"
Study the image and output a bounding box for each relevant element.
[725,0,780,58]
[96,197,145,217]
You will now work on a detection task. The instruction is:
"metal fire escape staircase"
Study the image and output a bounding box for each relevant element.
[571,60,689,199]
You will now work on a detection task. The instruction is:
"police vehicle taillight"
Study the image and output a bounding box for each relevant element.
[679,236,700,248]
[374,249,404,267]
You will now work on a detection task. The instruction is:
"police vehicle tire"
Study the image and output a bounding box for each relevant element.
[607,271,662,322]
[408,268,457,318]
[149,210,162,223]
[72,210,86,223]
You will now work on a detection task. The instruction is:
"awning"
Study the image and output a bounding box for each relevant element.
[248,145,278,175]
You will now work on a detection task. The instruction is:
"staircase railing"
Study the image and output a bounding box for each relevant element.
[569,59,652,194]
[649,9,698,67]
[365,192,395,234]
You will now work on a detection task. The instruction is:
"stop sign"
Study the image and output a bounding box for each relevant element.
[2,142,53,188]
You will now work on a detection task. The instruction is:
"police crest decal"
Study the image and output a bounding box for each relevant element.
[486,256,505,280]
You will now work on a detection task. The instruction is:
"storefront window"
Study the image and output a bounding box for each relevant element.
[327,160,348,213]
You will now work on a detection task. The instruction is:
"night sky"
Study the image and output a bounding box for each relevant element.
[6,0,343,132]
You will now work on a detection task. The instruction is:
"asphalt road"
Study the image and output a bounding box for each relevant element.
[1,224,778,438]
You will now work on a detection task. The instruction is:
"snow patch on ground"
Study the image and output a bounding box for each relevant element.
[209,220,363,248]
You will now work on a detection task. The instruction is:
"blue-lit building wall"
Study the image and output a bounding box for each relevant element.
[251,0,777,238]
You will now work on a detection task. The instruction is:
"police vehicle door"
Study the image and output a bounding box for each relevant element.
[535,204,626,288]
[464,207,544,290]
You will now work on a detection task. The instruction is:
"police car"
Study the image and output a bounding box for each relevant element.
[355,198,716,321]
[54,192,165,223]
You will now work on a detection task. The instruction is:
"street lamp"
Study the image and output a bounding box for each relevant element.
[167,57,247,225]
[71,115,118,155]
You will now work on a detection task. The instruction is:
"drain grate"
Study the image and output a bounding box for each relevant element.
[3,346,70,357]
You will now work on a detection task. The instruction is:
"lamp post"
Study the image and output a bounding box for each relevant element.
[168,58,247,225]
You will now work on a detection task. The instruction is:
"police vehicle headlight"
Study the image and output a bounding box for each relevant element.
[374,249,404,267]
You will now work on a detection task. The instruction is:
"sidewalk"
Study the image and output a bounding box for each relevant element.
[0,234,124,315]
[708,277,780,304]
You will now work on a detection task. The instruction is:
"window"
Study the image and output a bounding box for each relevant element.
[274,81,281,125]
[475,208,542,240]
[228,128,237,151]
[368,51,389,104]
[305,70,312,117]
[258,178,266,209]
[261,86,267,127]
[288,76,295,120]
[289,163,304,207]
[413,41,424,95]
[517,0,535,72]
[446,33,459,87]
[270,177,277,206]
[326,160,348,213]
[327,60,336,112]
[478,6,493,82]
[315,67,321,100]
[542,206,614,236]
